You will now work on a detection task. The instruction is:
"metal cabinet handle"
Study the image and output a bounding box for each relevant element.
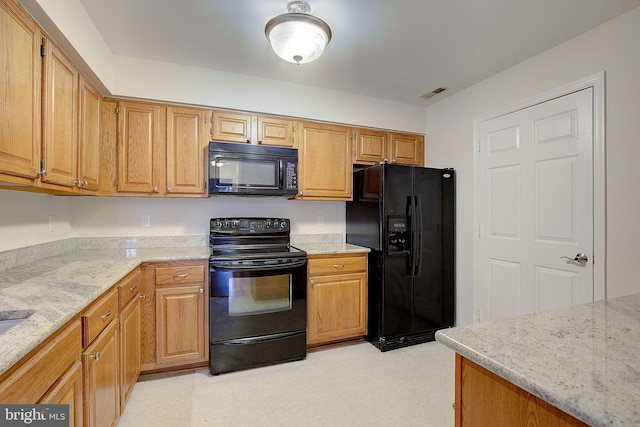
[152,186,159,193]
[139,294,146,300]
[89,352,101,361]
[174,273,188,278]
[333,264,345,269]
[129,284,137,292]
[561,253,588,265]
[100,310,112,320]
[199,288,204,294]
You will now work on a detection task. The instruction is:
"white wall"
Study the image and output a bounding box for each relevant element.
[0,190,73,251]
[425,6,640,325]
[69,197,344,238]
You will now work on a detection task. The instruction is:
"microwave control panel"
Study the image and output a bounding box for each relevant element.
[285,161,297,190]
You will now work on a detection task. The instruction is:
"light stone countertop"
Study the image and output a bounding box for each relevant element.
[0,246,209,376]
[290,233,370,256]
[293,242,370,256]
[435,294,640,427]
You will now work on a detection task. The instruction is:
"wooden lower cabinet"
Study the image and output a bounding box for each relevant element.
[119,292,141,411]
[39,360,84,427]
[0,319,82,404]
[455,354,588,427]
[155,284,206,366]
[307,253,368,346]
[140,260,209,373]
[83,316,119,427]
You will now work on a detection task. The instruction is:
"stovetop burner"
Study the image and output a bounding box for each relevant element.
[209,217,306,261]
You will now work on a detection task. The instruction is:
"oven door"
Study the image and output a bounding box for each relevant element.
[209,257,307,343]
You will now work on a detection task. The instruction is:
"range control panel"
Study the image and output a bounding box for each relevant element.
[210,218,290,235]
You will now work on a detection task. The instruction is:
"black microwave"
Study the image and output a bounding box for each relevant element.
[208,141,298,197]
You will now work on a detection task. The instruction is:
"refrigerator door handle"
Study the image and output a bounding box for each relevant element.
[408,195,417,277]
[413,195,423,277]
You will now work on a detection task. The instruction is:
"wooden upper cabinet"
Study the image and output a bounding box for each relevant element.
[297,121,352,200]
[166,106,210,195]
[212,111,296,147]
[257,116,295,147]
[77,75,101,191]
[117,101,163,194]
[0,0,42,180]
[212,111,251,143]
[388,132,424,166]
[353,128,387,164]
[42,38,78,188]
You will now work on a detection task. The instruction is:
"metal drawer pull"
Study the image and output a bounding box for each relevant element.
[129,285,137,291]
[139,294,146,300]
[174,273,188,278]
[333,264,345,269]
[100,310,112,320]
[89,352,101,361]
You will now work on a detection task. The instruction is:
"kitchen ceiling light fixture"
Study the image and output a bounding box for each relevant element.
[265,1,332,65]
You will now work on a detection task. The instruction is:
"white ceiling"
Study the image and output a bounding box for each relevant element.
[78,0,640,106]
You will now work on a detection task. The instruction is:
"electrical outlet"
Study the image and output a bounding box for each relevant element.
[48,215,55,232]
[141,215,151,228]
[317,215,324,227]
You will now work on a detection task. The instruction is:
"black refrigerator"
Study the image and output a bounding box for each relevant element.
[346,163,455,351]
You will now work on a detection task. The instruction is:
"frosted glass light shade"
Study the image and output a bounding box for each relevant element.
[265,13,331,64]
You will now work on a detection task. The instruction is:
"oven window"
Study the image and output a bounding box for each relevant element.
[214,158,278,188]
[228,274,292,316]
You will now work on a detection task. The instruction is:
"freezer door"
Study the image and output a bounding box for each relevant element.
[381,164,414,338]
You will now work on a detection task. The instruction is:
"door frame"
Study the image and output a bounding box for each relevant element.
[472,72,606,322]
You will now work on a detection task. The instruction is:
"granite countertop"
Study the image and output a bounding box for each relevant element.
[294,242,370,255]
[435,294,640,427]
[0,246,209,376]
[290,233,370,255]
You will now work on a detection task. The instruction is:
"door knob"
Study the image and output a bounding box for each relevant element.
[560,253,588,265]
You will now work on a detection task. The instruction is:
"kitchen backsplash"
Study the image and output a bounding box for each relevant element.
[0,233,343,273]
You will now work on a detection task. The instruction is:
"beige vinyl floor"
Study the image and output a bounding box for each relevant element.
[118,340,455,427]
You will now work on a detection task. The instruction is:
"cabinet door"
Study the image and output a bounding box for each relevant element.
[298,122,352,200]
[83,319,119,427]
[257,116,295,147]
[77,75,101,191]
[155,284,206,366]
[117,101,162,193]
[212,111,252,143]
[388,132,424,166]
[166,106,209,194]
[0,0,41,179]
[120,296,141,410]
[39,360,83,427]
[307,272,367,346]
[42,39,78,187]
[353,128,386,164]
[139,266,156,372]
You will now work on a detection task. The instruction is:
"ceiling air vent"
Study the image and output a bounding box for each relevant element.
[420,87,446,99]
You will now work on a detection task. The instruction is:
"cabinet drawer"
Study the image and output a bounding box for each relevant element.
[82,288,118,348]
[0,320,81,403]
[118,268,141,308]
[308,255,367,276]
[155,264,205,285]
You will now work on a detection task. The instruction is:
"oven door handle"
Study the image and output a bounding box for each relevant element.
[210,258,307,271]
[217,331,303,345]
